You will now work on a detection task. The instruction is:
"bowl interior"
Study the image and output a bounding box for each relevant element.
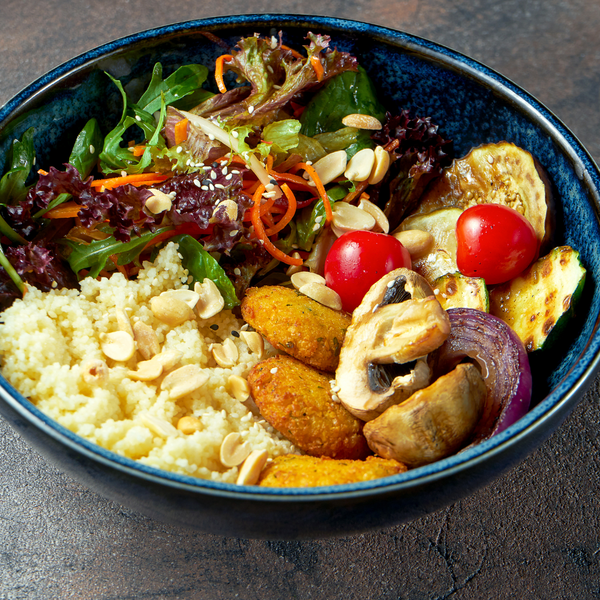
[1,14,600,498]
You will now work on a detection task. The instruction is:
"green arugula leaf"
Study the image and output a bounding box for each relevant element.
[171,234,239,309]
[62,227,170,279]
[0,127,35,205]
[296,186,347,251]
[137,63,209,115]
[68,118,103,178]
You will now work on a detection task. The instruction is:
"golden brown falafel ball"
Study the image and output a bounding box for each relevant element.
[258,454,407,488]
[248,355,369,460]
[241,286,350,372]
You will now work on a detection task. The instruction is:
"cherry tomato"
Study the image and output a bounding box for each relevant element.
[455,204,538,285]
[324,230,412,313]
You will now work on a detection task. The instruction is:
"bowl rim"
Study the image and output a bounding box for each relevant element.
[2,13,600,501]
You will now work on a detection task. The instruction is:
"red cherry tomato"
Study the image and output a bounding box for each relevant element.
[455,204,538,285]
[324,230,412,313]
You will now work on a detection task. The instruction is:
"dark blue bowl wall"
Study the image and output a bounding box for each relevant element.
[1,15,600,538]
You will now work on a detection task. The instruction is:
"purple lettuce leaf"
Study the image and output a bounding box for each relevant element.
[370,110,454,230]
[156,164,253,253]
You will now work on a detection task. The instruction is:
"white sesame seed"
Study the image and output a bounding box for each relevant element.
[222,166,228,176]
[387,280,395,288]
[270,367,278,374]
[135,115,142,122]
[231,169,240,174]
[273,85,281,90]
[193,179,201,187]
[433,288,440,295]
[270,36,278,49]
[312,224,320,232]
[229,230,238,237]
[176,146,182,153]
[169,191,177,198]
[315,216,323,224]
[231,130,239,138]
[208,134,215,141]
[89,145,95,154]
[234,268,241,276]
[225,174,233,180]
[121,170,127,177]
[267,65,274,74]
[248,106,254,114]
[215,184,225,189]
[306,160,313,166]
[201,185,209,191]
[209,184,215,191]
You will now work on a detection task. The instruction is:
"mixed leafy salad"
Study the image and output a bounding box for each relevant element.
[0,32,452,310]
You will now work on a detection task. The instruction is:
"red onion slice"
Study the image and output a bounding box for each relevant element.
[430,307,533,443]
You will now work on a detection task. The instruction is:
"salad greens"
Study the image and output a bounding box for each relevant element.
[0,30,453,311]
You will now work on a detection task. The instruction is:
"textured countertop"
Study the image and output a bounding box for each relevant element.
[2,1,600,598]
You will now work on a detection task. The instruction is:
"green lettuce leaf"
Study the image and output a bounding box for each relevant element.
[300,66,386,157]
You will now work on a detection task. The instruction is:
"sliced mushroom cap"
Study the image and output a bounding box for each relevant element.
[336,268,450,421]
[363,363,487,468]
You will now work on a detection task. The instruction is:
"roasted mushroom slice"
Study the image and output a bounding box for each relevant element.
[363,363,487,468]
[335,268,451,421]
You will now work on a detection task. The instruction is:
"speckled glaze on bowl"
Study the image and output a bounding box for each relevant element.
[1,14,600,540]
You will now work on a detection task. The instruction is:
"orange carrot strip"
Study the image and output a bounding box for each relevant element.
[109,255,128,278]
[37,169,49,176]
[90,173,170,190]
[310,55,324,82]
[251,184,302,266]
[45,202,85,219]
[131,145,146,157]
[260,196,275,216]
[344,180,369,204]
[265,183,297,236]
[296,162,333,225]
[268,171,315,191]
[384,139,400,152]
[280,44,303,59]
[266,154,274,172]
[215,54,234,94]
[174,118,189,145]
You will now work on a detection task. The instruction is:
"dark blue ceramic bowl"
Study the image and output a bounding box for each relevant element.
[1,14,599,540]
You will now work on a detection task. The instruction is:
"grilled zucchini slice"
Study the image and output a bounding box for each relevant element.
[414,142,553,250]
[489,246,585,352]
[433,273,489,312]
[397,207,463,284]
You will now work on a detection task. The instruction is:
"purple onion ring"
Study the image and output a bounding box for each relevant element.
[430,307,533,443]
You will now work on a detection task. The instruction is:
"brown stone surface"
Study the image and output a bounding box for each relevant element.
[2,0,600,598]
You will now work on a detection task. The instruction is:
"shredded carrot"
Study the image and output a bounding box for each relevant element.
[295,162,333,225]
[265,183,297,236]
[384,139,400,153]
[344,180,369,204]
[130,145,146,157]
[310,55,324,82]
[44,201,85,219]
[109,255,128,278]
[266,154,274,172]
[90,172,170,190]
[251,184,302,266]
[215,54,234,94]
[174,118,189,145]
[37,169,49,176]
[268,171,314,191]
[280,44,304,59]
